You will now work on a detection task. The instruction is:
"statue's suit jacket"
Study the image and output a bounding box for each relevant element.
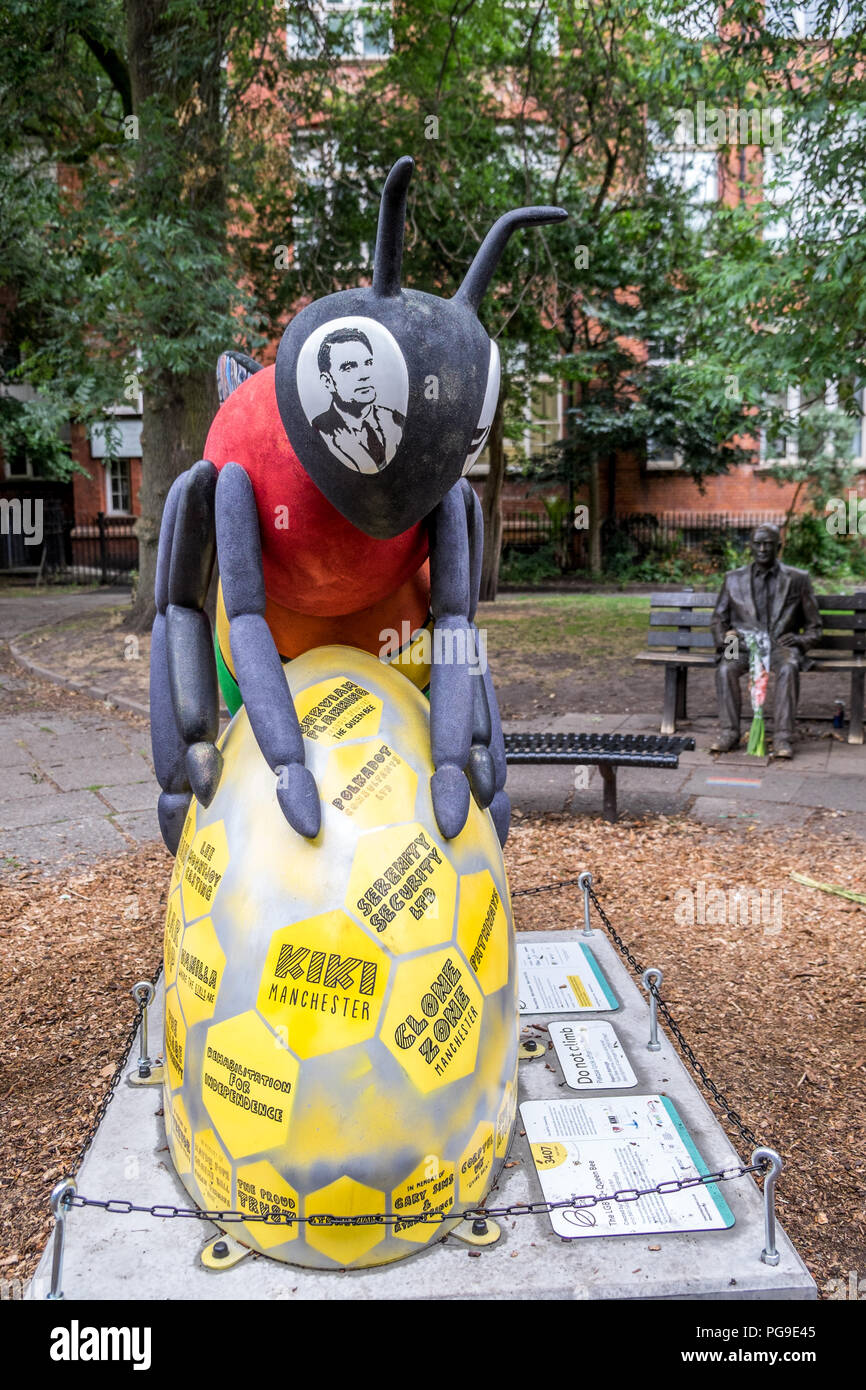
[710,562,823,668]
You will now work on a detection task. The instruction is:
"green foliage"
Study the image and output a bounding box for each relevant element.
[783,513,866,581]
[499,543,563,585]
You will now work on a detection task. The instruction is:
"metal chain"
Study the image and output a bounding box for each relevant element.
[67,1161,761,1229]
[511,876,761,1154]
[72,962,164,1176]
[512,876,585,899]
[585,885,760,1153]
[58,880,768,1237]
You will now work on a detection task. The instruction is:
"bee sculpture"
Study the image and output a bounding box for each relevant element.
[150,156,566,853]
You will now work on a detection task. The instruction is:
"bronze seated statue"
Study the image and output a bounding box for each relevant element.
[710,524,823,759]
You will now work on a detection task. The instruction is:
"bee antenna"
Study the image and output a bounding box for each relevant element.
[454,206,568,313]
[372,156,414,298]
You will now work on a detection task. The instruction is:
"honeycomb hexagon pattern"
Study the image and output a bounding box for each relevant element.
[164,645,517,1269]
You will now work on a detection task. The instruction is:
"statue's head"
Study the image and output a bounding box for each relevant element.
[750,523,781,569]
[274,156,567,539]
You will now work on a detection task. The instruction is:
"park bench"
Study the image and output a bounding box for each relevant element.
[635,589,866,744]
[503,730,695,823]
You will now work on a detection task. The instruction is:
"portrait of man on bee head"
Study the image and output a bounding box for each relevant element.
[312,327,405,475]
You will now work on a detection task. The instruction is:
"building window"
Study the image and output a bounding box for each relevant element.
[758,386,801,466]
[286,2,390,59]
[106,459,131,514]
[764,2,853,36]
[503,374,563,466]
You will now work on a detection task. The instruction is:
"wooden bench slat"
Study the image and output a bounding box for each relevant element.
[812,634,866,652]
[817,593,866,609]
[819,613,866,630]
[649,610,714,627]
[649,591,718,607]
[647,629,715,649]
[811,656,866,669]
[636,651,715,665]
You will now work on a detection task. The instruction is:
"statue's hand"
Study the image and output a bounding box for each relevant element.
[777,633,801,649]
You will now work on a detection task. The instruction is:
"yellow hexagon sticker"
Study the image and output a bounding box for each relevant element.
[381,949,484,1092]
[257,911,389,1060]
[164,987,186,1091]
[392,1155,455,1244]
[495,1079,517,1159]
[323,740,417,831]
[181,821,228,923]
[202,1011,298,1158]
[347,823,456,953]
[193,1127,232,1212]
[235,1160,299,1249]
[167,1092,192,1175]
[170,801,196,894]
[177,916,225,1027]
[163,890,183,988]
[296,677,383,746]
[456,871,509,996]
[459,1121,495,1203]
[305,1175,385,1267]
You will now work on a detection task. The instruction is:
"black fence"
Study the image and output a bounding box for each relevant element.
[501,508,786,571]
[0,498,138,584]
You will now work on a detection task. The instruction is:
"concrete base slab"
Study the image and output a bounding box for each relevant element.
[28,929,815,1302]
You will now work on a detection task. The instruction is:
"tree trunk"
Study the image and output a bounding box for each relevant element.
[588,454,602,573]
[132,368,219,631]
[479,393,506,602]
[124,0,224,630]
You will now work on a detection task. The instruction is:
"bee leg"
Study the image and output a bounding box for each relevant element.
[151,472,195,853]
[216,462,320,840]
[162,461,224,835]
[461,479,498,814]
[428,483,476,839]
[482,662,510,846]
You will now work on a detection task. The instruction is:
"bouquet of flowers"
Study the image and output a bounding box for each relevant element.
[743,628,771,756]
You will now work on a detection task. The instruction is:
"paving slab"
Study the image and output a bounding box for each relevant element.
[46,752,153,793]
[27,928,814,1301]
[29,728,134,765]
[683,770,805,803]
[689,797,813,830]
[0,816,131,866]
[0,789,106,832]
[112,809,163,844]
[794,778,866,813]
[4,768,57,801]
[100,780,162,814]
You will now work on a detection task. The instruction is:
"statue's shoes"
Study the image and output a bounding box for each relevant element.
[709,729,740,753]
[773,739,793,759]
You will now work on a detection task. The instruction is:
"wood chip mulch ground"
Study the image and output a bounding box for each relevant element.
[1,811,864,1297]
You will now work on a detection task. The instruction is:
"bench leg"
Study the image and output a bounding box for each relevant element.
[661,666,678,735]
[600,764,617,822]
[849,668,865,745]
[675,665,688,722]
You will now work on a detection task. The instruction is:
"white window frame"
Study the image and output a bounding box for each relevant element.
[286,2,391,61]
[105,458,132,515]
[851,386,866,469]
[644,341,685,471]
[758,385,801,468]
[765,3,853,37]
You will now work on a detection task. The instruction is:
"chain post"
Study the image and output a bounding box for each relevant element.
[641,968,664,1051]
[577,872,594,936]
[47,1178,77,1300]
[131,980,155,1079]
[752,1148,782,1266]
